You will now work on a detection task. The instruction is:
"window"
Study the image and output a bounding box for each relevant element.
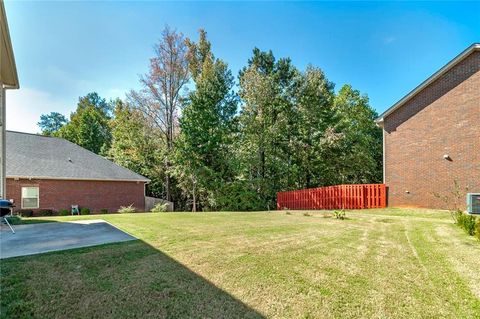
[21,187,39,209]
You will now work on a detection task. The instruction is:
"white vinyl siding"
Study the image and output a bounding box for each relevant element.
[21,187,39,209]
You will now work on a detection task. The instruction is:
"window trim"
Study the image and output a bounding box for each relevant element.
[21,186,39,209]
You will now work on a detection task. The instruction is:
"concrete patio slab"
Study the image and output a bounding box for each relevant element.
[0,220,136,259]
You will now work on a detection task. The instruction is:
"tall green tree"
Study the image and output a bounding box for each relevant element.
[108,100,165,197]
[173,29,238,211]
[237,49,299,209]
[329,85,383,184]
[77,92,113,117]
[57,93,112,155]
[292,65,336,188]
[37,112,67,136]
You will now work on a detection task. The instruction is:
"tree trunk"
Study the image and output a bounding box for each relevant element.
[165,155,171,201]
[165,128,173,201]
[192,184,197,212]
[165,174,171,202]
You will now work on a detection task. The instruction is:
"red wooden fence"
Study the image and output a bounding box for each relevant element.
[277,184,386,210]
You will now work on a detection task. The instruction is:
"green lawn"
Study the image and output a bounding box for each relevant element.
[1,209,479,318]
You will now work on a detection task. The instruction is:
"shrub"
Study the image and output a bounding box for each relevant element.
[476,218,480,241]
[333,210,346,220]
[18,210,33,217]
[150,202,168,213]
[455,211,477,236]
[451,209,463,224]
[118,204,136,214]
[455,210,465,225]
[433,180,469,213]
[215,180,265,211]
[80,208,90,215]
[461,214,477,236]
[37,209,54,217]
[59,209,70,216]
[100,209,109,214]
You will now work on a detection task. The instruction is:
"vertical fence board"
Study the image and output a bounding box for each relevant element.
[277,184,387,210]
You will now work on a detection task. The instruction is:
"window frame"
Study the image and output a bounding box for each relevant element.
[21,186,40,209]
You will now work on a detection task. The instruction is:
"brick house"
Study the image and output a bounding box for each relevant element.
[6,131,149,214]
[376,43,480,209]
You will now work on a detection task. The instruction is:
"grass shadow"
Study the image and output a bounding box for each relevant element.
[4,216,56,225]
[1,239,264,319]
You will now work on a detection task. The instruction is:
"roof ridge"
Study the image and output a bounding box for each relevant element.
[6,130,53,137]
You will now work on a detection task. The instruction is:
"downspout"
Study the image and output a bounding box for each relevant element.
[143,180,149,212]
[375,118,386,184]
[382,125,386,184]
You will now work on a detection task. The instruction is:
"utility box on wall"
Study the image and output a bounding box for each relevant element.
[466,193,480,214]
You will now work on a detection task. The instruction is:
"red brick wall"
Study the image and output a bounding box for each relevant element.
[383,50,480,209]
[6,178,146,214]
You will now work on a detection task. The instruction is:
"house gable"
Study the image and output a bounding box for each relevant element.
[381,46,480,209]
[377,43,480,130]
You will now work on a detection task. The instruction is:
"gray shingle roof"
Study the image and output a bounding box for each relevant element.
[6,131,150,182]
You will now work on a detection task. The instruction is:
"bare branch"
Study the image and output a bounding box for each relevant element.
[127,26,190,201]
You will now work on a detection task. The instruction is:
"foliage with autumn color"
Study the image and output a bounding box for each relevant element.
[38,27,382,211]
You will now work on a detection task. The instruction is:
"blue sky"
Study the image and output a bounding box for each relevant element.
[4,1,479,133]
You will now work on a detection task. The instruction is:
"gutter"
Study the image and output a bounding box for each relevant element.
[6,176,151,183]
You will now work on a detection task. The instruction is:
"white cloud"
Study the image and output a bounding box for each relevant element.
[5,88,70,134]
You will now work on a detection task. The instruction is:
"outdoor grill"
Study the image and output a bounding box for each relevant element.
[0,199,15,233]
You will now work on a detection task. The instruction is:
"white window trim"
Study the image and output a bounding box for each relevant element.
[21,186,39,209]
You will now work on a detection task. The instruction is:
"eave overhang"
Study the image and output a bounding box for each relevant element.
[0,1,19,89]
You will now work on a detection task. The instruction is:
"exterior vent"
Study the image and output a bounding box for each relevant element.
[466,193,480,214]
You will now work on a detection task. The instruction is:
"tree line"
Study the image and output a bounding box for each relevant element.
[38,27,382,211]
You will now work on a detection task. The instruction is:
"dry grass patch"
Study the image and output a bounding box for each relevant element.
[1,209,479,318]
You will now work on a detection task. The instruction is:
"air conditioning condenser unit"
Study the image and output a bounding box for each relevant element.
[466,193,480,214]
